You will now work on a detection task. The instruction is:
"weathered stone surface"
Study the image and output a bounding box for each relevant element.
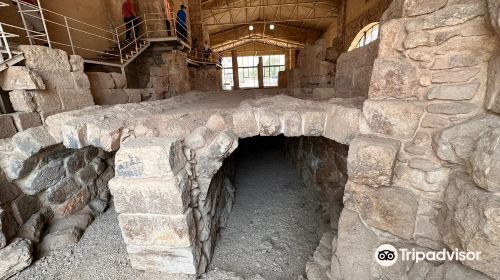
[427,102,479,115]
[86,72,116,89]
[110,73,127,89]
[347,135,400,187]
[488,0,500,36]
[18,207,53,243]
[232,104,259,138]
[8,90,36,112]
[361,100,424,139]
[16,160,65,195]
[200,130,238,160]
[91,89,130,105]
[127,244,199,274]
[44,178,81,204]
[71,72,91,89]
[0,171,21,205]
[38,227,82,257]
[123,89,143,103]
[69,55,84,73]
[31,89,62,113]
[301,110,326,136]
[485,51,500,113]
[0,116,17,140]
[110,171,190,215]
[11,194,41,226]
[118,209,195,247]
[421,114,450,128]
[368,58,418,99]
[9,112,42,131]
[422,3,487,30]
[36,71,76,89]
[0,238,33,280]
[312,88,336,100]
[344,182,418,239]
[256,108,281,136]
[282,111,302,137]
[74,165,98,187]
[433,114,500,165]
[18,45,71,71]
[47,212,93,234]
[205,113,227,133]
[0,66,45,91]
[115,137,186,178]
[428,83,480,100]
[333,209,380,280]
[56,88,95,111]
[52,185,91,217]
[404,0,448,16]
[471,127,500,192]
[184,127,211,150]
[441,173,500,279]
[431,70,480,84]
[324,105,361,145]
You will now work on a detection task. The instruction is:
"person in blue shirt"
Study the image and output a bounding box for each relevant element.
[176,5,188,42]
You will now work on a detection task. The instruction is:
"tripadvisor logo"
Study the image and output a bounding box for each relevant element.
[374,244,481,267]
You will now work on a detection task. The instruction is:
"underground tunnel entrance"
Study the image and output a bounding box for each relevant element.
[204,135,348,279]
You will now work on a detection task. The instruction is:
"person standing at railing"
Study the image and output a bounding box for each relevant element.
[11,0,45,44]
[163,0,172,36]
[122,0,140,42]
[203,41,212,61]
[176,5,187,42]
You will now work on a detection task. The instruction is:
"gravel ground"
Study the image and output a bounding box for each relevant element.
[12,137,321,280]
[208,138,322,280]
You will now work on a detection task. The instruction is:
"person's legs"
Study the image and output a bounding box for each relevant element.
[165,20,171,36]
[132,17,140,39]
[124,17,132,41]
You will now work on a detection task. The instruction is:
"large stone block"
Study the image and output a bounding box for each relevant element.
[232,104,259,138]
[86,72,116,89]
[8,90,36,112]
[0,66,45,91]
[471,127,500,192]
[427,83,480,100]
[57,89,94,111]
[347,135,400,187]
[18,45,71,71]
[9,112,42,132]
[31,89,62,113]
[127,244,199,274]
[109,171,190,215]
[488,0,500,36]
[71,72,90,89]
[344,182,418,239]
[11,126,58,159]
[301,110,326,136]
[441,173,500,279]
[324,104,361,145]
[199,130,238,160]
[282,111,302,137]
[422,3,487,30]
[0,238,33,280]
[91,89,129,105]
[118,209,195,247]
[110,73,127,89]
[404,0,447,16]
[256,108,281,136]
[0,115,17,140]
[36,71,76,89]
[368,57,418,99]
[361,100,424,139]
[433,114,500,165]
[115,137,186,178]
[333,209,380,280]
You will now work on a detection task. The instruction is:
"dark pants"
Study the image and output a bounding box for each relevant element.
[124,16,140,41]
[176,23,187,42]
[165,20,172,36]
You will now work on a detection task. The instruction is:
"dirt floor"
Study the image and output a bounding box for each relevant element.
[12,138,321,280]
[207,137,322,280]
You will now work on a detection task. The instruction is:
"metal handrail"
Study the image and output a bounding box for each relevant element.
[2,1,196,72]
[188,48,222,66]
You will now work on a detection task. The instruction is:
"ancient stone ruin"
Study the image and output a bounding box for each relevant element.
[0,0,499,279]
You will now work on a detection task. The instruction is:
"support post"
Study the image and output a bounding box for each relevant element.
[231,49,239,90]
[258,56,264,89]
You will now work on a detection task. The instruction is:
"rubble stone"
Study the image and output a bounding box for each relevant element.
[9,112,42,131]
[0,238,33,280]
[11,194,41,226]
[470,127,500,192]
[8,90,36,112]
[0,115,17,139]
[69,55,84,73]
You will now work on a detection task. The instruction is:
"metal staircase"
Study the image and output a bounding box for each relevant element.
[0,1,25,72]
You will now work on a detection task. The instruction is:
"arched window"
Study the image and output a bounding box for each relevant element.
[348,22,379,51]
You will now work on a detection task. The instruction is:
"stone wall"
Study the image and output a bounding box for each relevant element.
[188,67,222,92]
[0,126,114,277]
[0,46,94,130]
[335,40,379,98]
[294,39,336,90]
[285,136,348,232]
[332,0,500,279]
[87,72,147,105]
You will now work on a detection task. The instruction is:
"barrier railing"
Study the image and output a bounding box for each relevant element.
[187,48,222,66]
[0,1,24,71]
[2,1,192,73]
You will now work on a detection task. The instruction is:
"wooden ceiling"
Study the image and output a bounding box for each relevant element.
[203,0,339,51]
